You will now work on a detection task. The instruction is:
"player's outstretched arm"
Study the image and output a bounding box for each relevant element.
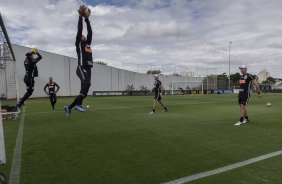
[85,18,92,45]
[75,13,83,47]
[75,14,83,58]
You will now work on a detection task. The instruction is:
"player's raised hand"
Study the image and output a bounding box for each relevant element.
[30,48,38,54]
[77,5,86,16]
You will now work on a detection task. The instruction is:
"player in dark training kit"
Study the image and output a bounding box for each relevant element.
[17,48,42,110]
[178,87,184,96]
[44,77,60,111]
[65,6,93,119]
[234,65,262,126]
[149,74,168,114]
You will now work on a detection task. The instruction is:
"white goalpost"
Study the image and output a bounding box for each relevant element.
[0,13,18,117]
[0,101,5,166]
[171,81,203,95]
[0,12,18,183]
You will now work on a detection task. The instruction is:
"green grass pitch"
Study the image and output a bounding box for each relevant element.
[1,93,282,184]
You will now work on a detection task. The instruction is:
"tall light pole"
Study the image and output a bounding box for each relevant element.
[229,41,232,89]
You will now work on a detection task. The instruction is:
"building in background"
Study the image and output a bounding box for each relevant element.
[180,71,194,77]
[257,69,270,83]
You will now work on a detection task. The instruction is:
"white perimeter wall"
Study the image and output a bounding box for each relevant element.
[12,44,202,98]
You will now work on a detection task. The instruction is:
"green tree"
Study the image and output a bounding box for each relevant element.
[262,76,275,84]
[267,76,276,83]
[125,84,135,91]
[217,73,228,81]
[140,85,148,91]
[230,72,241,83]
[147,70,161,74]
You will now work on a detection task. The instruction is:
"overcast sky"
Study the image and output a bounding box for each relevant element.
[1,0,282,77]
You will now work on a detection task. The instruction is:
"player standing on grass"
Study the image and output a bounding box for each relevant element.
[44,77,60,111]
[149,74,168,114]
[64,5,93,119]
[17,48,42,110]
[234,65,262,126]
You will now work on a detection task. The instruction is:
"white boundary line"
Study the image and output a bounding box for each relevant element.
[162,150,282,184]
[9,107,25,184]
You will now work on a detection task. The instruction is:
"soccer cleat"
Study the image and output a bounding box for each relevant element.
[234,121,243,126]
[162,109,168,112]
[148,111,155,115]
[242,119,250,124]
[75,105,86,112]
[16,102,23,110]
[64,106,71,119]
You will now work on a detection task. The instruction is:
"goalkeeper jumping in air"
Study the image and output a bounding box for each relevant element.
[65,5,93,119]
[17,48,42,110]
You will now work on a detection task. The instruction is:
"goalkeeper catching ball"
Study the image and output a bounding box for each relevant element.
[17,48,42,110]
[64,5,93,119]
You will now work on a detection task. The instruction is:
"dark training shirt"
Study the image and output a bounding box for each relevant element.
[154,80,162,94]
[44,82,60,94]
[239,73,254,92]
[24,53,42,77]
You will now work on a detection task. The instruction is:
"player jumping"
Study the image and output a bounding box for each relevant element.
[17,48,42,110]
[64,6,93,119]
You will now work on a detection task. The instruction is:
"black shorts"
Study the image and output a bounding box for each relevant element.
[154,93,162,101]
[24,76,35,90]
[76,65,91,85]
[238,92,250,106]
[49,93,56,99]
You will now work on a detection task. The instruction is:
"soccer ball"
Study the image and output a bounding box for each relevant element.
[86,105,90,109]
[83,7,91,18]
[266,102,271,107]
[30,48,38,54]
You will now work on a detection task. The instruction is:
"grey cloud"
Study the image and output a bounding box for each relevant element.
[268,43,282,49]
[124,21,185,38]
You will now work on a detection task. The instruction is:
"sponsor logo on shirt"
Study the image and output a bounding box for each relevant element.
[239,80,246,84]
[85,46,92,53]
